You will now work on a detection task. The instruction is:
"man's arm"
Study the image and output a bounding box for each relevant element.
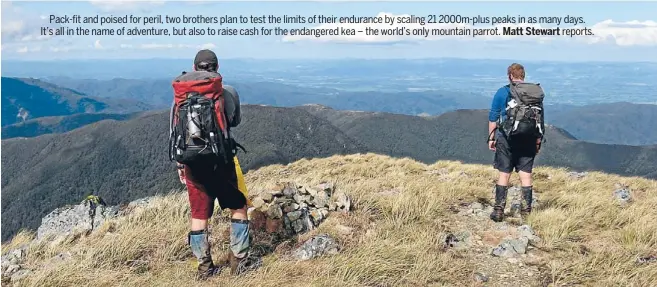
[488,87,506,140]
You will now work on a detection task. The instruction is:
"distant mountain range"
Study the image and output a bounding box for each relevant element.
[2,104,656,241]
[45,77,492,116]
[549,102,657,146]
[1,77,147,126]
[3,77,656,146]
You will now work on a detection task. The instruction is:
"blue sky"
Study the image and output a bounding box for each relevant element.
[2,1,657,62]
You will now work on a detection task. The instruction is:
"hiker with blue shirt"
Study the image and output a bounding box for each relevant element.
[487,63,545,222]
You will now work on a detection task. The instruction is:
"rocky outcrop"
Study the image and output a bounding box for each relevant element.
[1,196,155,285]
[37,196,119,240]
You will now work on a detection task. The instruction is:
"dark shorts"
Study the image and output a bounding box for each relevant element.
[183,157,247,219]
[494,132,538,173]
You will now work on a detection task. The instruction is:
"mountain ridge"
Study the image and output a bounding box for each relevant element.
[0,77,148,127]
[3,105,657,241]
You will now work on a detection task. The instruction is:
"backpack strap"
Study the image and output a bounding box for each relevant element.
[168,100,176,162]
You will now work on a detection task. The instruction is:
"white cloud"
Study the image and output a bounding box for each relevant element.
[199,43,216,49]
[282,12,657,47]
[585,20,657,46]
[94,40,104,49]
[16,46,28,53]
[1,1,60,44]
[130,43,216,50]
[90,0,164,12]
[140,43,175,49]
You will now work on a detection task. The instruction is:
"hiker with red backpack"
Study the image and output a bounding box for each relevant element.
[169,49,259,279]
[487,63,545,222]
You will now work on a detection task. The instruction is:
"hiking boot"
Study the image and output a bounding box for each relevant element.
[490,185,508,222]
[520,186,533,217]
[196,263,220,280]
[189,229,218,280]
[228,252,262,275]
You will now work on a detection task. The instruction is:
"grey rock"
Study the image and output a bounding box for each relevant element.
[332,191,351,212]
[328,202,337,211]
[509,237,529,254]
[293,193,302,203]
[492,237,529,257]
[292,219,306,233]
[568,171,588,179]
[298,187,309,195]
[283,203,299,213]
[309,209,324,223]
[252,197,266,209]
[10,269,32,282]
[292,234,339,260]
[283,185,297,198]
[270,188,283,197]
[312,190,330,208]
[636,255,657,264]
[305,187,318,197]
[442,231,471,250]
[267,204,283,219]
[517,225,541,244]
[491,241,516,257]
[319,208,329,218]
[614,187,632,204]
[316,183,334,193]
[302,209,315,232]
[287,211,302,222]
[37,197,118,240]
[274,196,291,205]
[474,272,489,283]
[261,192,274,203]
[127,197,155,209]
[470,202,484,211]
[5,264,21,276]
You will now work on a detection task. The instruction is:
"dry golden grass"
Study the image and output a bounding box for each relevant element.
[3,153,657,287]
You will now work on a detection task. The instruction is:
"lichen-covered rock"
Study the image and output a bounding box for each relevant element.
[252,197,266,209]
[292,234,339,260]
[266,204,283,219]
[491,237,529,257]
[312,190,330,208]
[517,225,541,245]
[37,197,118,240]
[613,184,632,205]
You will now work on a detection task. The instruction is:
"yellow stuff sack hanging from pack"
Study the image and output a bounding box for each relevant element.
[233,156,250,206]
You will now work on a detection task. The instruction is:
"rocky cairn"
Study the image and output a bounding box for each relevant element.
[249,182,351,236]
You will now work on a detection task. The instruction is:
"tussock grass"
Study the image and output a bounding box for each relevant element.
[4,153,657,286]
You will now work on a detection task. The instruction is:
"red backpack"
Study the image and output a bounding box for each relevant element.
[168,70,234,165]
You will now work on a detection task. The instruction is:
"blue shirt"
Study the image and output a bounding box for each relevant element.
[488,85,511,123]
